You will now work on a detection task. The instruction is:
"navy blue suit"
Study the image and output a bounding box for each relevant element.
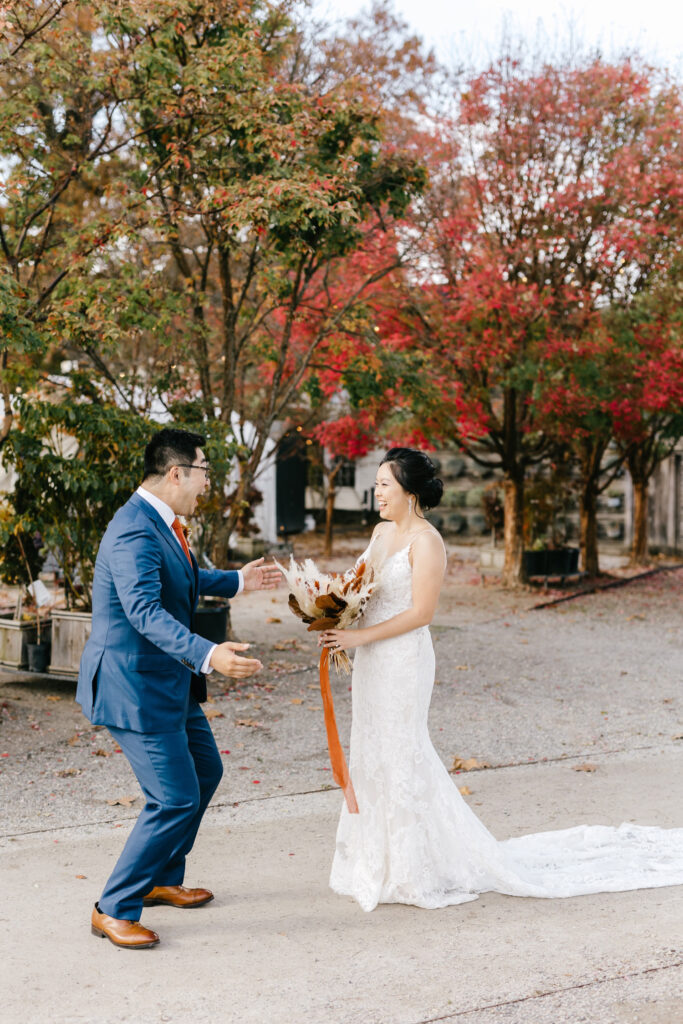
[77,493,239,919]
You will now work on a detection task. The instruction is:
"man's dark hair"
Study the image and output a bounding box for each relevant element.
[143,428,206,480]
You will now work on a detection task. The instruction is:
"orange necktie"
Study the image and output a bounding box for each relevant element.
[171,517,192,565]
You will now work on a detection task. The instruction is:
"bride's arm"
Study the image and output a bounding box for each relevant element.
[321,531,446,652]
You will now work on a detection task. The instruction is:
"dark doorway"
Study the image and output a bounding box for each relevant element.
[276,432,307,535]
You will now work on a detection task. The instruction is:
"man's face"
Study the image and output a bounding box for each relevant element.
[173,448,210,516]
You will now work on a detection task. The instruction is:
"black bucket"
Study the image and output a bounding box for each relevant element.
[26,641,51,673]
[193,603,230,644]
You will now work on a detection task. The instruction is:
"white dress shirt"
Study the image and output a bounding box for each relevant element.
[136,486,243,674]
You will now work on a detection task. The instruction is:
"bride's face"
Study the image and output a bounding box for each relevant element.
[375,463,409,520]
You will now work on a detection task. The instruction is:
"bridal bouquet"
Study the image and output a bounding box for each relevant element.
[276,555,378,814]
[277,556,378,673]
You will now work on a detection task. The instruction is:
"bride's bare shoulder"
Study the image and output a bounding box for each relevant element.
[370,522,392,541]
[412,526,447,563]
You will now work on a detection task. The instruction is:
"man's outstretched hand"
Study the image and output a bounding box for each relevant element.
[242,557,282,592]
[209,642,262,678]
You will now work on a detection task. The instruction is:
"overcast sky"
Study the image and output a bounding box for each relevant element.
[312,0,683,72]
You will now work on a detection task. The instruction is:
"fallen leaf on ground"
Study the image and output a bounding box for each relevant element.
[450,756,491,772]
[572,763,598,773]
[458,785,473,796]
[235,718,262,728]
[290,698,304,705]
[306,706,322,711]
[91,748,110,757]
[46,695,61,702]
[273,638,307,651]
[67,734,82,746]
[75,874,87,879]
[673,735,683,741]
[204,708,224,720]
[455,665,469,671]
[55,768,82,777]
[266,617,281,623]
[107,795,138,807]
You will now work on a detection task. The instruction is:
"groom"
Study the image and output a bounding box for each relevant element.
[77,427,279,949]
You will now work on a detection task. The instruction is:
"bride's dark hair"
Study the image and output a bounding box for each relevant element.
[380,448,444,511]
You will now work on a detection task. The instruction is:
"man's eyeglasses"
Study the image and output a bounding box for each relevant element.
[176,464,210,477]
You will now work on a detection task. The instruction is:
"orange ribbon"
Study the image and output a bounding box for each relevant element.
[319,647,359,814]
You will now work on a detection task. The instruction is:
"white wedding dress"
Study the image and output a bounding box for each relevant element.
[329,542,683,911]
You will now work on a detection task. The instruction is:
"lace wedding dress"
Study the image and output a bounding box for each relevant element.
[329,542,683,912]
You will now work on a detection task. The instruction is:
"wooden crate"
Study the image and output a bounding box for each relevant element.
[49,610,92,677]
[0,617,38,669]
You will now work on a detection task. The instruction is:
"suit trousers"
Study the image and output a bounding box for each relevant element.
[98,699,223,920]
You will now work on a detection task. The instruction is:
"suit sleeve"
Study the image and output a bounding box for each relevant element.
[110,522,213,673]
[197,567,242,599]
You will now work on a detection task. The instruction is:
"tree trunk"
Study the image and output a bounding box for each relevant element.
[210,458,254,567]
[0,359,12,448]
[324,464,341,557]
[579,481,599,576]
[576,434,611,578]
[502,473,526,587]
[630,477,650,565]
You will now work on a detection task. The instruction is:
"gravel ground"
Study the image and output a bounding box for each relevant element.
[1,550,680,839]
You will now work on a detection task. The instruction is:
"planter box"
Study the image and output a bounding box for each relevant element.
[479,547,506,570]
[0,617,38,669]
[49,609,92,677]
[523,548,580,577]
[523,549,548,576]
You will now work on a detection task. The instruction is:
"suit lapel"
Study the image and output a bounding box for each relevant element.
[129,493,195,587]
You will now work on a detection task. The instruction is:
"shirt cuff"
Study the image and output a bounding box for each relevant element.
[201,645,217,675]
[236,570,244,594]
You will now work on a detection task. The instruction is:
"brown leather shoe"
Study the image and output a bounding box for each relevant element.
[91,904,159,949]
[143,884,214,908]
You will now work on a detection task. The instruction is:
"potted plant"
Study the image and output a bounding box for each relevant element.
[1,391,155,674]
[522,465,579,578]
[0,506,48,670]
[14,528,52,672]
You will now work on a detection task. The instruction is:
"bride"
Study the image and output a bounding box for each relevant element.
[320,447,683,912]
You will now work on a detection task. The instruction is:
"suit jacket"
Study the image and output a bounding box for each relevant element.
[76,493,240,733]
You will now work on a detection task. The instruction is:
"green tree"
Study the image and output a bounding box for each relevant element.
[1,1,426,564]
[0,386,155,608]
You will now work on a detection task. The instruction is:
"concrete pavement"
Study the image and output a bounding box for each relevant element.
[2,747,682,1024]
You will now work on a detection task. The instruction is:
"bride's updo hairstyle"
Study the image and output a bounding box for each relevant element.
[380,448,444,511]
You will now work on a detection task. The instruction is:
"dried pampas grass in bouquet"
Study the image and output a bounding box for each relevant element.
[276,556,378,673]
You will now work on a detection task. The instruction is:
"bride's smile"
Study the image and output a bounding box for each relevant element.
[374,464,412,524]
